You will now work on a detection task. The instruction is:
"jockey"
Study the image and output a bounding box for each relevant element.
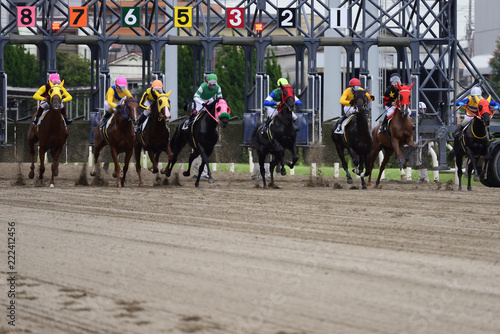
[32,73,73,125]
[335,77,375,132]
[136,79,165,132]
[192,73,222,116]
[263,78,302,131]
[381,73,406,132]
[101,76,134,129]
[454,86,499,137]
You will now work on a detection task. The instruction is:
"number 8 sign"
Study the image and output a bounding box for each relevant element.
[17,6,36,27]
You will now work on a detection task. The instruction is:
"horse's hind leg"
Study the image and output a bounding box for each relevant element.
[109,147,121,187]
[272,140,286,175]
[28,136,37,180]
[335,141,352,184]
[90,138,106,177]
[257,150,268,188]
[269,155,280,187]
[148,150,159,174]
[376,148,393,186]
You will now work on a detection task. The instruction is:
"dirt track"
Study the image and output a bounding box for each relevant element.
[0,163,499,334]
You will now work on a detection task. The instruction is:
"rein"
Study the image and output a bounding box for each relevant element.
[471,117,487,139]
[118,99,137,121]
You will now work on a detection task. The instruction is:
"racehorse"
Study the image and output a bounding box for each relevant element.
[368,82,415,187]
[452,97,493,190]
[28,81,69,187]
[251,84,299,188]
[331,89,372,189]
[164,97,231,187]
[90,96,138,187]
[135,90,173,186]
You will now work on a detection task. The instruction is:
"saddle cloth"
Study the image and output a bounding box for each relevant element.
[333,115,354,134]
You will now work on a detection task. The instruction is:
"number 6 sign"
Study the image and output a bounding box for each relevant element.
[226,8,244,29]
[17,6,36,27]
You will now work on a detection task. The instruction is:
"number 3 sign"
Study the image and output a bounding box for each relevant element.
[17,6,36,27]
[226,8,244,29]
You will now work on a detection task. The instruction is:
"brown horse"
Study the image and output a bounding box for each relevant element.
[28,81,69,187]
[368,82,414,187]
[135,90,173,186]
[90,96,138,187]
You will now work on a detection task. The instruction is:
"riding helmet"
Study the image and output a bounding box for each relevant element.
[277,78,289,86]
[470,87,482,96]
[116,76,128,89]
[49,73,61,84]
[349,78,361,87]
[206,73,218,86]
[152,80,163,92]
[390,73,401,85]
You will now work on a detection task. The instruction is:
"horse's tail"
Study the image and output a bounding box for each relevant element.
[169,123,182,151]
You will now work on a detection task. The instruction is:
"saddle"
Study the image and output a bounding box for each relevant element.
[333,115,354,134]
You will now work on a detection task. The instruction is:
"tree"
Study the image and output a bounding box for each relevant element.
[4,44,39,87]
[489,37,500,97]
[214,45,246,117]
[56,51,91,86]
[265,49,283,89]
[176,45,195,113]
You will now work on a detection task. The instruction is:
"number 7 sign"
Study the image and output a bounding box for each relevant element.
[69,7,88,27]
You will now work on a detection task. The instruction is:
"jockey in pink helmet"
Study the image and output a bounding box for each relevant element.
[100,76,134,129]
[32,73,73,125]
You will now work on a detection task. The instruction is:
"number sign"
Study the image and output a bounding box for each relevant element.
[330,8,348,28]
[69,7,88,27]
[175,7,192,28]
[122,7,140,28]
[278,8,296,28]
[226,8,244,28]
[17,6,36,27]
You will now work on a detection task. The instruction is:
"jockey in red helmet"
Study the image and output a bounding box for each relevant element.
[335,77,375,133]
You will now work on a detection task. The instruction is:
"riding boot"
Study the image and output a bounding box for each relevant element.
[135,114,147,132]
[336,115,345,132]
[32,106,44,125]
[61,107,72,125]
[381,117,389,132]
[100,112,112,130]
[262,117,272,134]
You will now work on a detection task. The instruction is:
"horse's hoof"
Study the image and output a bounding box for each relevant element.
[347,179,353,184]
[112,172,117,178]
[50,184,54,188]
[183,171,190,177]
[468,187,472,191]
[281,168,286,176]
[208,177,214,184]
[28,172,34,179]
[401,175,407,180]
[195,182,200,188]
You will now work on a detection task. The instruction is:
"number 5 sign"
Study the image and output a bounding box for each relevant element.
[122,7,140,28]
[175,7,192,27]
[226,8,244,29]
[17,6,36,27]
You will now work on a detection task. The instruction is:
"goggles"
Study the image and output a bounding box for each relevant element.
[117,85,127,91]
[51,80,61,85]
[208,80,217,86]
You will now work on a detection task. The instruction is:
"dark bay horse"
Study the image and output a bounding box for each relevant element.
[331,89,372,189]
[251,84,299,188]
[28,81,68,187]
[164,97,231,187]
[135,90,173,186]
[90,96,138,187]
[368,82,415,187]
[452,97,492,190]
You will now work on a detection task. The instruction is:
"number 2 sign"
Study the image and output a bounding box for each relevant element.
[278,8,296,28]
[17,6,36,27]
[226,8,244,29]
